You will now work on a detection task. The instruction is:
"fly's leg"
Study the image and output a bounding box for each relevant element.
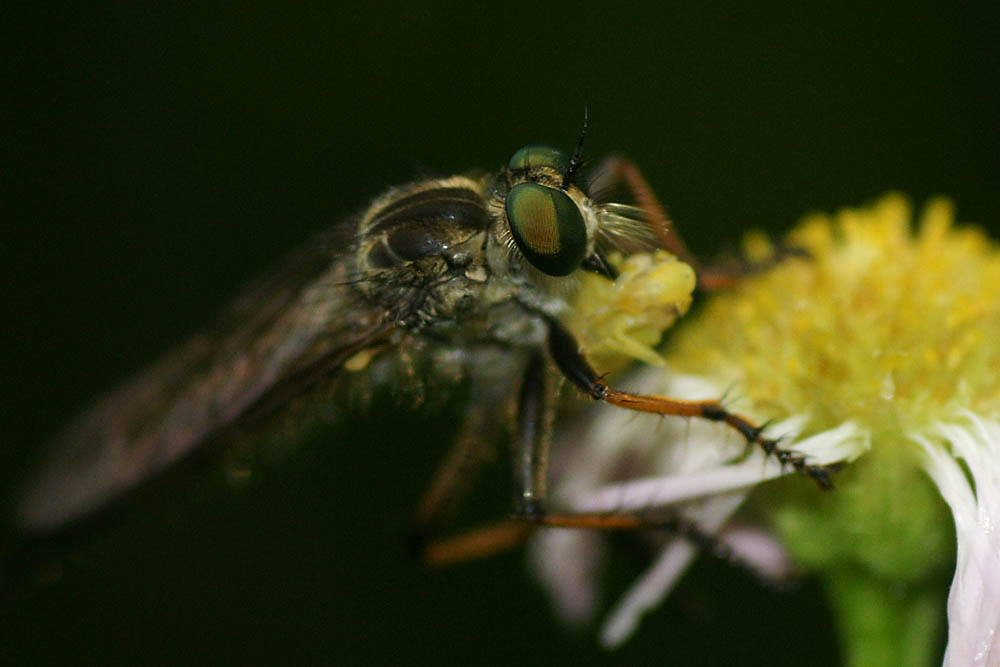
[509,351,754,565]
[410,350,553,566]
[407,356,541,565]
[589,155,699,269]
[408,428,493,548]
[411,351,763,566]
[407,411,504,562]
[409,429,536,566]
[590,155,806,290]
[409,350,662,566]
[511,351,552,517]
[416,519,533,566]
[546,317,839,489]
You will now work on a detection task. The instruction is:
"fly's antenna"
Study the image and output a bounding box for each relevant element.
[560,108,588,190]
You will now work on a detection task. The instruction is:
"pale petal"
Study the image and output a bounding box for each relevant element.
[913,415,1000,667]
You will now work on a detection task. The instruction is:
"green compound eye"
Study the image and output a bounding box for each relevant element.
[507,145,570,172]
[505,182,587,276]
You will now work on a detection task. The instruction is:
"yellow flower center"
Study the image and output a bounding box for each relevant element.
[668,194,1000,451]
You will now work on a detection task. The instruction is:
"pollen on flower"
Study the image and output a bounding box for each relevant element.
[667,193,1000,445]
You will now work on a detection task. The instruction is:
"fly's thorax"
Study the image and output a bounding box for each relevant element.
[354,174,498,327]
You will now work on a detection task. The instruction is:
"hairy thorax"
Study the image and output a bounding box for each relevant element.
[353,174,576,351]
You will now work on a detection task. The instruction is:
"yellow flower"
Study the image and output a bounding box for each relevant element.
[671,193,1000,438]
[533,195,1000,666]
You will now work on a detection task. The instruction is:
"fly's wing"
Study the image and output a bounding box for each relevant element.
[16,224,390,535]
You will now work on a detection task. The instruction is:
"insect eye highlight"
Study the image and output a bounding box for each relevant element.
[507,145,570,172]
[505,182,587,276]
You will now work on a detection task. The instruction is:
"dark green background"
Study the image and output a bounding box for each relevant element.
[4,3,996,665]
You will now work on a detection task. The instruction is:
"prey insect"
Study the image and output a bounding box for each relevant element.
[13,122,836,565]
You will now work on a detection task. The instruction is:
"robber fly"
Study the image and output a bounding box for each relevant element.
[13,121,835,564]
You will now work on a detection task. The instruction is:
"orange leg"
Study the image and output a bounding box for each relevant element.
[421,512,745,567]
[419,520,534,566]
[546,315,838,489]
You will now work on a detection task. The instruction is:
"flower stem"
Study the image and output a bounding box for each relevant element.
[825,566,944,667]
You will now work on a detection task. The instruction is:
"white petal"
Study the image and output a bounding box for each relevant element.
[570,421,868,515]
[599,493,746,647]
[528,529,604,625]
[718,524,796,582]
[913,414,1000,667]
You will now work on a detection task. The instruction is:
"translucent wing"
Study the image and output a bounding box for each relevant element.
[16,224,390,534]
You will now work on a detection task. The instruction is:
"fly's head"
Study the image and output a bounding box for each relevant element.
[488,145,599,279]
[486,144,658,296]
[353,143,656,337]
